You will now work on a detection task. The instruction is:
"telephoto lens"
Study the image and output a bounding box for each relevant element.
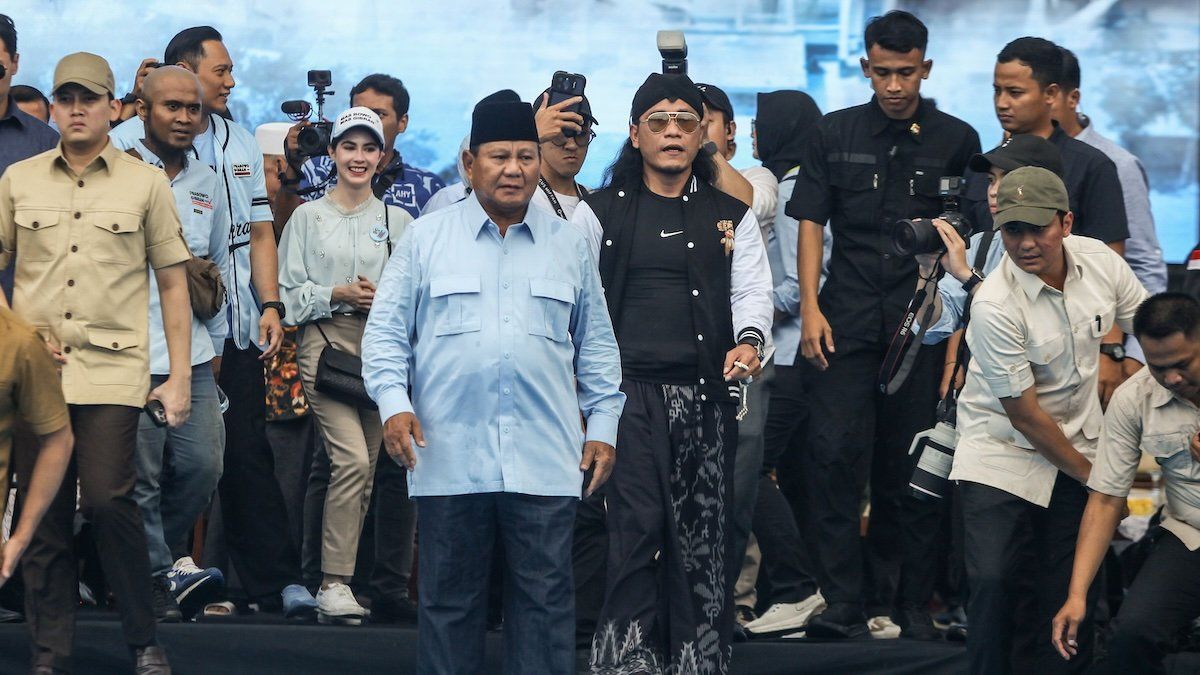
[908,421,959,500]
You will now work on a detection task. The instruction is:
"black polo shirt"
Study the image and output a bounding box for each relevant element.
[786,96,980,344]
[963,124,1129,244]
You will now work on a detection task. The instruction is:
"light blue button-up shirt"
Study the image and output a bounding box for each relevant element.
[132,140,229,375]
[769,168,831,367]
[362,193,625,498]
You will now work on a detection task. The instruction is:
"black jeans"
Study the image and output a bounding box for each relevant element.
[416,492,576,675]
[754,363,818,604]
[215,341,301,598]
[17,405,155,671]
[961,473,1097,675]
[1096,530,1200,675]
[799,337,944,612]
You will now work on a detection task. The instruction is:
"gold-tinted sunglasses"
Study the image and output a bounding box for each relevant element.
[640,111,701,134]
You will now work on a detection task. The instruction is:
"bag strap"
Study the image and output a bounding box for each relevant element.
[878,263,942,395]
[384,204,392,256]
[314,321,333,348]
[974,228,995,270]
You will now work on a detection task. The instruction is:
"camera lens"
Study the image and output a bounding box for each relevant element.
[892,218,944,257]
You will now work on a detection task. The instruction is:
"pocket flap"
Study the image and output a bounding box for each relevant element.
[94,211,143,234]
[1142,431,1189,458]
[87,328,139,351]
[529,278,575,304]
[430,275,481,298]
[829,163,875,191]
[986,415,1034,450]
[1027,335,1065,365]
[321,346,364,377]
[14,209,62,231]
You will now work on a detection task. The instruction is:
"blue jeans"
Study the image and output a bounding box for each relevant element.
[133,363,225,575]
[417,492,577,675]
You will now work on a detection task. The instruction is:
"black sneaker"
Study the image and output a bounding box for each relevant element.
[804,602,869,640]
[895,604,940,641]
[151,576,182,623]
[370,593,418,624]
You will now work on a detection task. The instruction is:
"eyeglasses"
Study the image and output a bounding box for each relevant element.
[641,111,701,134]
[549,128,596,147]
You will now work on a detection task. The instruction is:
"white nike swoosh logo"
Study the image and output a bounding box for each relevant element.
[660,230,684,238]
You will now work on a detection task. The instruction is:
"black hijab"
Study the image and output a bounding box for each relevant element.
[755,90,822,181]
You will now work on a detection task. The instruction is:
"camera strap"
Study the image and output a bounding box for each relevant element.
[878,263,943,395]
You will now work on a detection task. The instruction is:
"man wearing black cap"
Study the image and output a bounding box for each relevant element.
[532,88,596,219]
[362,89,624,675]
[785,10,980,640]
[574,72,772,674]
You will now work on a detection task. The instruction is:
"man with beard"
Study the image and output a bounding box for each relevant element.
[575,73,772,674]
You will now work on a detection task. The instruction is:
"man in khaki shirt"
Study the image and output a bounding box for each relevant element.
[0,306,73,592]
[1053,292,1200,674]
[953,167,1147,673]
[0,52,192,675]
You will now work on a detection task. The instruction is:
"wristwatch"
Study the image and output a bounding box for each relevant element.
[1100,343,1126,362]
[262,301,286,321]
[739,335,766,363]
[961,268,985,293]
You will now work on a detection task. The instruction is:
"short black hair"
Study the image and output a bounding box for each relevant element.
[10,84,47,108]
[1058,46,1081,92]
[0,14,15,59]
[864,10,928,54]
[350,74,410,118]
[1134,293,1200,340]
[164,26,223,70]
[997,37,1063,90]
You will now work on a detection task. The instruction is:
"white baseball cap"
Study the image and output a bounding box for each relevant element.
[331,106,385,146]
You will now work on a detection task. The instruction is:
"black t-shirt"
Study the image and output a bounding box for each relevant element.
[785,96,981,344]
[963,125,1129,244]
[616,190,698,384]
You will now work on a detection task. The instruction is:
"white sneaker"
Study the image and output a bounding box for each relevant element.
[316,583,367,626]
[868,615,901,639]
[743,592,827,636]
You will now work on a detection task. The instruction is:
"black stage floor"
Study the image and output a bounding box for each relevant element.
[0,614,1197,674]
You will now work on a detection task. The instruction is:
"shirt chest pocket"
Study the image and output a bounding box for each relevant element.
[829,162,876,193]
[429,275,482,336]
[87,211,144,265]
[528,278,575,343]
[13,209,64,262]
[1143,431,1200,482]
[1027,333,1066,379]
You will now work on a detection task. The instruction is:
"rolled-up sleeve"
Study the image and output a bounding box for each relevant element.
[363,229,420,422]
[0,173,14,272]
[570,238,625,446]
[144,175,192,269]
[731,208,773,342]
[967,299,1034,399]
[923,273,967,345]
[1088,384,1143,498]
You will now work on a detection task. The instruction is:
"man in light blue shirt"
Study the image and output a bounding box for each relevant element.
[363,90,624,675]
[124,67,230,621]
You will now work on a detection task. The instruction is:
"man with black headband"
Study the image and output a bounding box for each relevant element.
[574,72,772,674]
[785,10,980,640]
[363,89,624,675]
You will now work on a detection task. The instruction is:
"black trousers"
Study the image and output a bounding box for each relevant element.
[593,380,736,675]
[216,341,301,598]
[799,337,944,612]
[17,405,155,671]
[573,491,607,647]
[961,473,1097,675]
[1096,530,1200,675]
[754,363,818,604]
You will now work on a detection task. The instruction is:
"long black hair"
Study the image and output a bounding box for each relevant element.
[600,138,718,191]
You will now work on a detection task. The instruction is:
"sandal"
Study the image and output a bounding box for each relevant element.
[201,600,237,619]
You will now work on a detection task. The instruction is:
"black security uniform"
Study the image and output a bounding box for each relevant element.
[963,123,1128,242]
[784,96,980,624]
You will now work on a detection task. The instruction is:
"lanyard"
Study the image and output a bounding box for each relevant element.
[537,176,586,219]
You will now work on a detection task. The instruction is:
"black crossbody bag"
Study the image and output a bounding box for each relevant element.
[312,206,390,410]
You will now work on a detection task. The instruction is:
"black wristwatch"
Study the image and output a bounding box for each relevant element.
[1100,343,1126,362]
[961,268,985,293]
[739,335,766,362]
[262,301,286,321]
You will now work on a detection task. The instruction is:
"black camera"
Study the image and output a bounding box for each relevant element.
[657,30,687,75]
[892,176,972,257]
[281,69,335,157]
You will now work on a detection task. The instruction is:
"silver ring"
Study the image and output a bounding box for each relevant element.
[734,361,751,371]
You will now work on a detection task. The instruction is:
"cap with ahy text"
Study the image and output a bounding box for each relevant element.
[993,166,1070,231]
[331,107,385,146]
[53,52,115,97]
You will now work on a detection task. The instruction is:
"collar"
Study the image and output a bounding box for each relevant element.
[1007,238,1084,301]
[867,95,928,141]
[0,95,25,125]
[55,139,122,175]
[465,191,537,243]
[1150,378,1177,409]
[132,138,197,172]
